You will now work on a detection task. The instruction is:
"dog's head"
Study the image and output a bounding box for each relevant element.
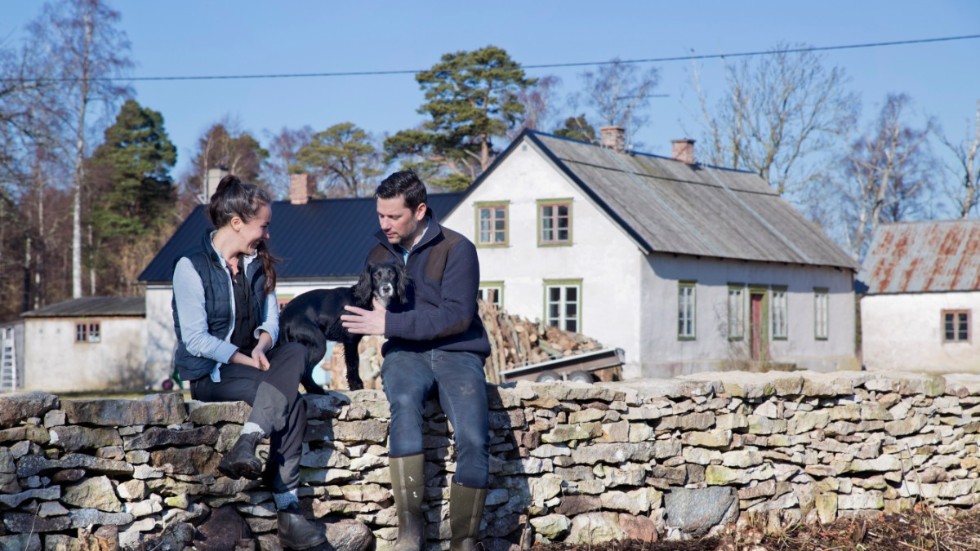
[354,262,410,308]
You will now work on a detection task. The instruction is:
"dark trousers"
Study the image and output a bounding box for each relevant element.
[381,349,489,488]
[190,342,307,493]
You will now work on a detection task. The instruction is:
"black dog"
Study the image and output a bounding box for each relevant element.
[278,262,409,394]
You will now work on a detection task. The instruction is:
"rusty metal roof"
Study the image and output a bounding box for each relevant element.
[22,296,145,318]
[509,132,858,270]
[859,220,980,294]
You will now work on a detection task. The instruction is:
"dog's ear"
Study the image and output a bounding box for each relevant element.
[395,262,410,304]
[353,266,374,306]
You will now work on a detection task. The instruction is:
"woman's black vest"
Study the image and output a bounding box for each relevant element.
[171,232,267,382]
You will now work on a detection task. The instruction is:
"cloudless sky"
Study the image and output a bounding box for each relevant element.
[3,1,979,183]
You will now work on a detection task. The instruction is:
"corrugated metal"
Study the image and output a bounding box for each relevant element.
[859,220,980,294]
[22,296,145,318]
[139,193,465,283]
[532,133,858,270]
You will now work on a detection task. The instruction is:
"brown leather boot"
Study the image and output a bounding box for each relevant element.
[278,505,327,550]
[218,431,263,479]
[449,482,487,551]
[389,454,425,551]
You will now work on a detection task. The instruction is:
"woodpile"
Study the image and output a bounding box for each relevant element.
[479,300,603,384]
[323,301,603,388]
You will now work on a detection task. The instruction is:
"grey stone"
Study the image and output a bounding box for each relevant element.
[0,392,58,427]
[62,476,123,512]
[0,486,60,508]
[566,512,626,545]
[49,425,122,451]
[664,486,738,536]
[62,393,186,426]
[124,425,219,449]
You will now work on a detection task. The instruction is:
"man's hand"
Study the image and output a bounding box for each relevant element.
[341,298,387,336]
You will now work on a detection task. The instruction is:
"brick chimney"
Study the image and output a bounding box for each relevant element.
[289,173,316,205]
[203,167,228,203]
[671,139,696,165]
[599,126,626,153]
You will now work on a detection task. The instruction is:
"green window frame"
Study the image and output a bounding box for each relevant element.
[771,286,788,340]
[544,278,582,333]
[475,201,509,247]
[814,288,829,340]
[678,281,696,340]
[478,282,504,309]
[537,198,573,246]
[727,283,745,341]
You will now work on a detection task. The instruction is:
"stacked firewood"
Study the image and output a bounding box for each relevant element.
[478,301,603,384]
[322,301,603,388]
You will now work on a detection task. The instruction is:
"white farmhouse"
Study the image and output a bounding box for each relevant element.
[860,220,979,373]
[443,129,860,379]
[20,296,146,392]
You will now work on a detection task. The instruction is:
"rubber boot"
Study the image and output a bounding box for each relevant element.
[389,454,425,551]
[449,482,487,551]
[218,431,263,479]
[278,504,328,550]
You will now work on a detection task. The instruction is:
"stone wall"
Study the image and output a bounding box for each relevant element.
[2,370,980,550]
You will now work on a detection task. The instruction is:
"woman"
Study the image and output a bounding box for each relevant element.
[171,175,367,550]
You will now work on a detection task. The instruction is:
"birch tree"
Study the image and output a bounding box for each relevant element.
[937,100,980,218]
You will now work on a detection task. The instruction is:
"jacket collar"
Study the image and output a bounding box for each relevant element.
[375,214,442,255]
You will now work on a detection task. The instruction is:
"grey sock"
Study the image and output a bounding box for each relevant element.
[274,489,299,511]
[241,422,264,436]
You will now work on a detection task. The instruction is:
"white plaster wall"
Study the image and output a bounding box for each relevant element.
[24,317,145,392]
[443,139,645,377]
[641,256,856,378]
[862,292,980,373]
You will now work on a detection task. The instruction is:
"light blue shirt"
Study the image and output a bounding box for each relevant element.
[172,232,279,382]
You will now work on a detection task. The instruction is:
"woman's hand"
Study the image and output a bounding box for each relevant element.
[251,332,273,371]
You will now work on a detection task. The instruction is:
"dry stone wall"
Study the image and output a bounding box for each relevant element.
[1,370,980,550]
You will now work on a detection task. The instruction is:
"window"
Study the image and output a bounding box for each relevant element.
[814,288,829,340]
[475,202,508,246]
[678,282,696,340]
[771,287,788,340]
[538,199,572,246]
[75,322,101,343]
[727,285,745,340]
[544,280,581,333]
[943,310,971,343]
[478,282,504,309]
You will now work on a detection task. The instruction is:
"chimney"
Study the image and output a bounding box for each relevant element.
[671,139,696,165]
[289,173,316,205]
[203,167,228,203]
[599,126,626,153]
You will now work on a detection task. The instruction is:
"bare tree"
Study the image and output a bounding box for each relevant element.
[25,0,132,298]
[509,75,562,139]
[580,59,659,144]
[838,94,936,259]
[263,125,314,200]
[694,44,858,196]
[936,100,980,218]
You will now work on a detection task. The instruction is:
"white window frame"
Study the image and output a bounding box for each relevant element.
[544,280,582,333]
[478,282,504,309]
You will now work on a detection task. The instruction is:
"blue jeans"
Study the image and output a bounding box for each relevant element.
[381,349,489,488]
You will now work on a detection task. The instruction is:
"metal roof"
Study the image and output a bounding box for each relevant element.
[22,296,145,318]
[858,220,980,294]
[514,132,858,271]
[139,193,464,284]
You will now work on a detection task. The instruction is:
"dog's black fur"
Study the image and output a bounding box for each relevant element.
[278,262,409,394]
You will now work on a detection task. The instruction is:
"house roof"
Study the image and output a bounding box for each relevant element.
[858,219,980,294]
[462,131,858,271]
[139,193,465,284]
[21,296,145,318]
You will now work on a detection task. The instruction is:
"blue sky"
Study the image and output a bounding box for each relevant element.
[3,1,979,180]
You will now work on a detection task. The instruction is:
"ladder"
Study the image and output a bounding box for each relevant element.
[0,327,16,392]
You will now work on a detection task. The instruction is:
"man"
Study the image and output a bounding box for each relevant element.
[342,170,490,551]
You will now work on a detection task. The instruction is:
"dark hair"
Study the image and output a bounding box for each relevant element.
[375,170,429,216]
[208,175,278,293]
